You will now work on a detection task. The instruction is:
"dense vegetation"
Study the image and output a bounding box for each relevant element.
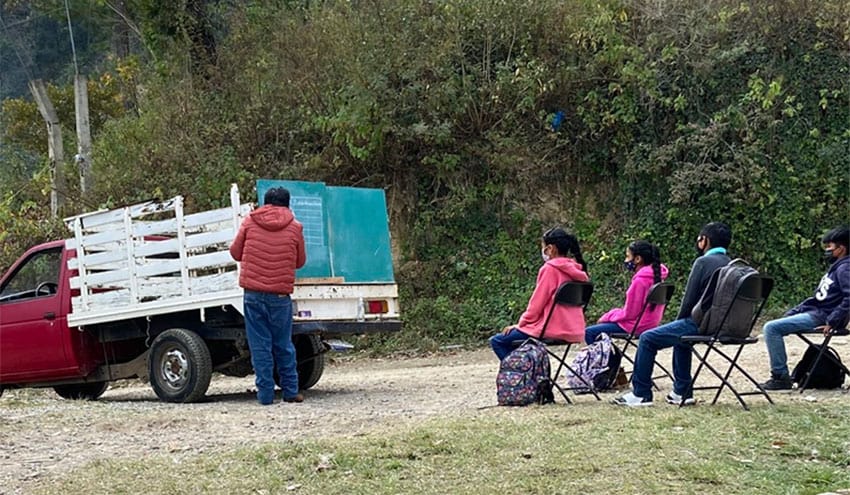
[1,0,848,349]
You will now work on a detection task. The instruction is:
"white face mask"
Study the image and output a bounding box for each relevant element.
[541,248,550,262]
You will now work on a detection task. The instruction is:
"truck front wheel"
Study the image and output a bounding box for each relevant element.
[148,328,212,403]
[54,382,108,400]
[296,334,326,390]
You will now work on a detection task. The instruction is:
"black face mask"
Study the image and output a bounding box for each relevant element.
[695,243,704,256]
[824,249,837,262]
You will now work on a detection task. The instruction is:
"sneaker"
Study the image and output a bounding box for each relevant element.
[612,392,653,407]
[283,393,304,403]
[665,391,696,406]
[760,376,792,391]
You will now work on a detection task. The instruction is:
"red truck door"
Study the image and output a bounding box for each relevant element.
[0,246,71,380]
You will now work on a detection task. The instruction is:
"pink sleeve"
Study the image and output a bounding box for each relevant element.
[600,278,650,324]
[618,278,651,321]
[598,308,622,323]
[518,267,556,327]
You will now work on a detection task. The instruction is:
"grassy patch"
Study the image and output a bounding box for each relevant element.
[32,403,850,494]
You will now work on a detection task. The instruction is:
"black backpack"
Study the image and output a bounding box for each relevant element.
[691,259,759,338]
[791,344,846,389]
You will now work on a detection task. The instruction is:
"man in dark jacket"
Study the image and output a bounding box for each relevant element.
[614,222,732,406]
[760,226,850,390]
[230,187,307,405]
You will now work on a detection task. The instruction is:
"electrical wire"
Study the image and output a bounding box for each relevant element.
[63,0,79,76]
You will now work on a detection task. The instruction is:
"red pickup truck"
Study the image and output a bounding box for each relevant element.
[0,184,400,402]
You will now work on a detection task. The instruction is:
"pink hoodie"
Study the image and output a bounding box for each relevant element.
[598,264,670,335]
[517,257,590,343]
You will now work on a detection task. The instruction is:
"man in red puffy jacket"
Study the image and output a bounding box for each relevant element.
[230,187,307,405]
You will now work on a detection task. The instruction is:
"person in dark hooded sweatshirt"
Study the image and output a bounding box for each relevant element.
[760,226,850,391]
[230,187,307,405]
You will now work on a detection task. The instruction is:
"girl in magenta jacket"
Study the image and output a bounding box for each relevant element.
[584,240,669,344]
[490,228,590,360]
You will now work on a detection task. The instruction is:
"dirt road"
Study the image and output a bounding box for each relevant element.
[1,337,847,494]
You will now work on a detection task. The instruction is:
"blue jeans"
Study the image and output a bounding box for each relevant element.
[490,328,529,360]
[243,290,299,404]
[585,322,625,344]
[632,318,700,401]
[762,312,821,378]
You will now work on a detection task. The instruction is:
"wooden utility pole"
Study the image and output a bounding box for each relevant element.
[74,74,93,194]
[29,79,65,216]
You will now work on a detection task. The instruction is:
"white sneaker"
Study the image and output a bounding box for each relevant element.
[612,392,653,407]
[665,391,696,406]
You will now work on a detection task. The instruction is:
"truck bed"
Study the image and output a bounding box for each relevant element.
[64,184,400,328]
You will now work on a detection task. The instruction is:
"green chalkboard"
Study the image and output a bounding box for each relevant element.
[256,179,395,283]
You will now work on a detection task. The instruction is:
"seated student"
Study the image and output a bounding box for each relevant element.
[584,240,669,344]
[613,221,732,406]
[489,227,590,360]
[760,226,850,390]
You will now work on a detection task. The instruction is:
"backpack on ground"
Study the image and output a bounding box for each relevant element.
[496,339,554,406]
[565,333,622,393]
[691,258,758,338]
[791,344,846,389]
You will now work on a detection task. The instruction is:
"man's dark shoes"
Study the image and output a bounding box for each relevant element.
[283,393,304,403]
[761,376,792,391]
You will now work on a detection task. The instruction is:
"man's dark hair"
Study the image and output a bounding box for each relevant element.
[264,187,290,207]
[699,221,732,249]
[822,226,850,249]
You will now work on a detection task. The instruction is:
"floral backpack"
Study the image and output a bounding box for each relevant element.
[565,333,622,393]
[496,339,554,406]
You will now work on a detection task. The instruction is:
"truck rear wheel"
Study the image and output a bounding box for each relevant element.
[54,382,108,400]
[148,328,212,403]
[296,334,326,390]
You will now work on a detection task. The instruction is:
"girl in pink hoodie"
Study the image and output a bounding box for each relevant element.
[490,228,590,360]
[584,240,669,344]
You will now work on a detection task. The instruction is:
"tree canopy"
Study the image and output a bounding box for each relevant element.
[1,0,848,348]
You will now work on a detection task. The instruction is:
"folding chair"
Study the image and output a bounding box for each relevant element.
[679,273,774,410]
[794,327,850,393]
[513,281,599,403]
[607,282,676,390]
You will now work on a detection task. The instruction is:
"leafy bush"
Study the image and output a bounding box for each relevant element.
[2,0,847,350]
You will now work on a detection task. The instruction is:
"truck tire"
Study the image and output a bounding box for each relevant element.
[148,328,212,403]
[296,334,326,390]
[54,382,109,400]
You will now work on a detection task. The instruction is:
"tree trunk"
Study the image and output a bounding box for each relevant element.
[111,0,131,59]
[29,79,65,216]
[185,0,217,77]
[74,74,93,195]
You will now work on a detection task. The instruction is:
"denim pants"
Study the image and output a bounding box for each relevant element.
[632,318,700,401]
[584,322,624,345]
[762,312,820,378]
[243,290,299,404]
[490,328,530,360]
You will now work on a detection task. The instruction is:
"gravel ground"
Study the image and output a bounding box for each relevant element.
[1,336,847,494]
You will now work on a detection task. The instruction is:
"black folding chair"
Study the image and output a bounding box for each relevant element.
[794,327,850,393]
[513,281,599,403]
[679,273,774,410]
[607,282,676,390]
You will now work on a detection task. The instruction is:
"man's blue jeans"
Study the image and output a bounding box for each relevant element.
[244,290,299,404]
[762,312,821,378]
[632,318,700,401]
[585,322,624,344]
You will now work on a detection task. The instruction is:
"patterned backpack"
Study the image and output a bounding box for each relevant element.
[496,339,554,406]
[565,333,622,393]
